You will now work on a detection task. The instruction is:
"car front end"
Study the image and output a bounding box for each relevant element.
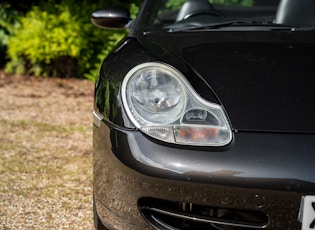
[92,0,315,229]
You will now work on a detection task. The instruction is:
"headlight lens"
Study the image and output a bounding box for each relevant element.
[127,68,186,124]
[121,62,232,146]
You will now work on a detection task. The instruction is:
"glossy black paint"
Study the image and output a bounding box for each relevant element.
[105,121,315,192]
[96,30,315,133]
[93,1,315,229]
[93,121,307,229]
[91,7,130,29]
[94,37,219,127]
[137,30,315,133]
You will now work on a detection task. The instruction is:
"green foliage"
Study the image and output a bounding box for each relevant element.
[0,3,20,67]
[0,29,8,67]
[210,0,254,6]
[0,3,20,34]
[166,0,186,9]
[130,3,140,19]
[6,5,78,77]
[8,7,79,63]
[5,0,140,79]
[166,0,254,9]
[4,0,256,79]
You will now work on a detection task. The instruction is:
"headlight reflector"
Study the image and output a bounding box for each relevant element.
[126,68,186,125]
[121,62,232,146]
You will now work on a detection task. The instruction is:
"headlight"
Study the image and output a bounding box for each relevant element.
[121,62,232,146]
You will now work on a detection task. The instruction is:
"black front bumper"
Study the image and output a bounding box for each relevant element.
[93,120,315,229]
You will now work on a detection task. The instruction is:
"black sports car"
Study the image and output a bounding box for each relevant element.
[91,0,315,229]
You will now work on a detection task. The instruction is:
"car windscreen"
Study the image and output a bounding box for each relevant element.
[141,0,315,31]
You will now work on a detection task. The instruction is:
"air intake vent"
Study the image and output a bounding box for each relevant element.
[139,198,269,230]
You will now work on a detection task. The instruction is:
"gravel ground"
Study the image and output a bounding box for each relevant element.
[0,72,95,229]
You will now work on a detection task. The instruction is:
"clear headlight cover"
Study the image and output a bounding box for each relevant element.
[121,62,232,146]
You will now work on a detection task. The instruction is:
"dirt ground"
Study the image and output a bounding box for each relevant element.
[0,71,95,229]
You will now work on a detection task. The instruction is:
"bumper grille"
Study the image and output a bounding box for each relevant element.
[139,198,269,230]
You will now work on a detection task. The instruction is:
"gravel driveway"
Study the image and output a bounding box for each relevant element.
[0,72,94,229]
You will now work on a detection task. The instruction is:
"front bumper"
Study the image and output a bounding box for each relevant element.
[93,119,315,229]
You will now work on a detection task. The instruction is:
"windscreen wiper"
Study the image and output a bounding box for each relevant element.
[167,20,296,32]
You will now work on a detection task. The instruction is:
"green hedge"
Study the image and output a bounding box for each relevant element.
[0,3,20,68]
[2,0,140,80]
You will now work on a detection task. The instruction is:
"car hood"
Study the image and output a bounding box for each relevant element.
[139,30,315,133]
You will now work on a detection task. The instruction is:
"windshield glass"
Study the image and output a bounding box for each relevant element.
[139,0,315,31]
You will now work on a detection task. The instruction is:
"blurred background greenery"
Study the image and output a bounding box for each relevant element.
[0,0,142,80]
